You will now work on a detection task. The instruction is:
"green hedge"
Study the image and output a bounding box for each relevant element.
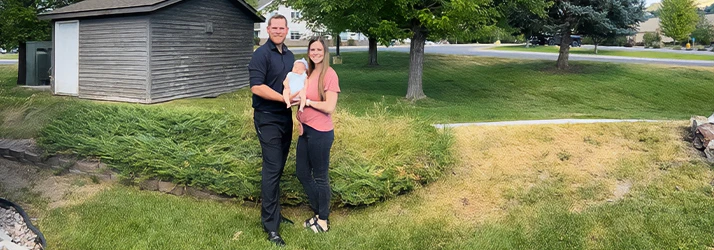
[37,103,453,206]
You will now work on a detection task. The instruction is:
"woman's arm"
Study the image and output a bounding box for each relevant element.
[307,91,338,114]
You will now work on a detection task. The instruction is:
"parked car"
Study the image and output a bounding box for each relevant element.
[0,48,6,54]
[530,34,582,47]
[10,48,18,53]
[550,35,582,47]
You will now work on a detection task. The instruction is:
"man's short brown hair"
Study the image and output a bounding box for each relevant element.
[267,14,287,27]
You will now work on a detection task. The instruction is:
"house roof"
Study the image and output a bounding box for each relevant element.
[637,14,714,33]
[256,0,273,11]
[38,0,264,22]
[637,17,661,33]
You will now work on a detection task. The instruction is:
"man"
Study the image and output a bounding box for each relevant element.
[247,14,295,247]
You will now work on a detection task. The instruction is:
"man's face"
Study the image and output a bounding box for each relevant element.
[267,18,288,45]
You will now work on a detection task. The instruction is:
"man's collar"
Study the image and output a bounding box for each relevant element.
[267,39,288,54]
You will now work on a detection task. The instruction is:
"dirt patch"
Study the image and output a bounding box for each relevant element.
[0,158,113,211]
[411,121,689,224]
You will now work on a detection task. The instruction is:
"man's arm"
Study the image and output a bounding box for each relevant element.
[251,85,284,102]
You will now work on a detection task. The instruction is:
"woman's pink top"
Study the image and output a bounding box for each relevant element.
[297,67,340,133]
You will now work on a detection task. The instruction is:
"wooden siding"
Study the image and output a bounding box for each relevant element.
[79,16,150,103]
[149,0,253,103]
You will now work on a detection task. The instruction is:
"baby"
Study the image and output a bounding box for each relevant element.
[283,58,309,111]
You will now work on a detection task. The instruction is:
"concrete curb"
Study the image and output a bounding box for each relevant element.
[434,119,665,129]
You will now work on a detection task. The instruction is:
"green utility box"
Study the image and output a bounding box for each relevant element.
[25,41,53,86]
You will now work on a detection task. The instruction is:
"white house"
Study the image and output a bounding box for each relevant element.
[254,0,367,46]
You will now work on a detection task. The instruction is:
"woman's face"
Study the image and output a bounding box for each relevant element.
[309,41,325,64]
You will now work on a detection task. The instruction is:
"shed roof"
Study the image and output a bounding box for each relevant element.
[39,0,264,22]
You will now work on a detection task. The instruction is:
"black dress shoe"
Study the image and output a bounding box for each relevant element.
[267,231,286,247]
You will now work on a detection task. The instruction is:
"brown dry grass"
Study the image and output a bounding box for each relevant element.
[0,158,114,211]
[406,121,691,226]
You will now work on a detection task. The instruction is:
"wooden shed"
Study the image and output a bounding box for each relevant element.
[39,0,264,103]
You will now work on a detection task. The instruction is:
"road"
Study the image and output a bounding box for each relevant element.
[293,44,714,67]
[0,60,17,65]
[3,45,712,67]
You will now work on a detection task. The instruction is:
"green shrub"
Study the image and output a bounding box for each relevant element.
[253,37,260,46]
[347,39,356,46]
[37,102,454,206]
[643,32,662,48]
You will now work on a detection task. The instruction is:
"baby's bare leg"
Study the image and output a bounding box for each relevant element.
[298,88,307,112]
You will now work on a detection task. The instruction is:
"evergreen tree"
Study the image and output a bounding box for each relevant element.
[578,0,645,54]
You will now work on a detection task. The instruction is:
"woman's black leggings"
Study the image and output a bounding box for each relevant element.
[296,124,334,221]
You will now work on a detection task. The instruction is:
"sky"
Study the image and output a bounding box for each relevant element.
[645,0,660,6]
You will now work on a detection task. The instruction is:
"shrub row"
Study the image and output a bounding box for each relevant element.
[37,103,453,206]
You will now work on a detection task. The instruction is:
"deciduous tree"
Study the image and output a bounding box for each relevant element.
[659,0,698,44]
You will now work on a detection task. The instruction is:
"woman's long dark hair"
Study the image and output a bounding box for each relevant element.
[307,37,329,101]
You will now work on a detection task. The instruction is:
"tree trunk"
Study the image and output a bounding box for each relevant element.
[406,22,427,101]
[368,37,378,66]
[594,42,598,54]
[526,31,531,48]
[556,30,572,69]
[335,34,341,56]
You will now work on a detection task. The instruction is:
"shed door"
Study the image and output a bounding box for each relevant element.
[55,21,79,96]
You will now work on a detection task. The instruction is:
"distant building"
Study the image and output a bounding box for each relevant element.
[634,14,714,43]
[253,0,368,46]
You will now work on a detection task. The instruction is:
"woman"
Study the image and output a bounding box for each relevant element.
[296,37,340,233]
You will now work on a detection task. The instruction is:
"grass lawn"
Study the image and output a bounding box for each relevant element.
[36,122,714,249]
[492,45,714,61]
[327,52,714,123]
[0,54,19,60]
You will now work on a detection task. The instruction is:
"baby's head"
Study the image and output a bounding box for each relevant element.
[292,58,308,74]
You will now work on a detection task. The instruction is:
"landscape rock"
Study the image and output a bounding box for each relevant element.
[0,207,41,250]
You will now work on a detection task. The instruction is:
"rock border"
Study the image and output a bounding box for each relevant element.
[0,139,250,204]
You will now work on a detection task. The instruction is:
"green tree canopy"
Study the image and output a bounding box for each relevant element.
[0,0,83,49]
[578,0,645,54]
[659,0,698,43]
[690,14,714,45]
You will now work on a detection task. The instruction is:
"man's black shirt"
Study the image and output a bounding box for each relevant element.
[248,39,295,112]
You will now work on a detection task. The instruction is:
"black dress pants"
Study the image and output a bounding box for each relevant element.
[253,110,292,233]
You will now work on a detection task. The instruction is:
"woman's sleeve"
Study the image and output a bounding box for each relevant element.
[325,68,340,93]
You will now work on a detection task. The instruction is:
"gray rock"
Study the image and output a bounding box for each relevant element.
[0,231,11,241]
[73,160,100,173]
[0,148,9,157]
[0,241,30,250]
[22,152,41,164]
[139,180,159,191]
[7,149,23,161]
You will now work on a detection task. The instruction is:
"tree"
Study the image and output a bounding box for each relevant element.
[375,0,548,100]
[280,0,399,66]
[706,3,714,13]
[503,1,550,48]
[659,0,698,44]
[0,0,82,49]
[578,0,645,54]
[691,14,714,45]
[540,0,644,69]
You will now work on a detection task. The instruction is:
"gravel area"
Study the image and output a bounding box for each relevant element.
[0,206,41,250]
